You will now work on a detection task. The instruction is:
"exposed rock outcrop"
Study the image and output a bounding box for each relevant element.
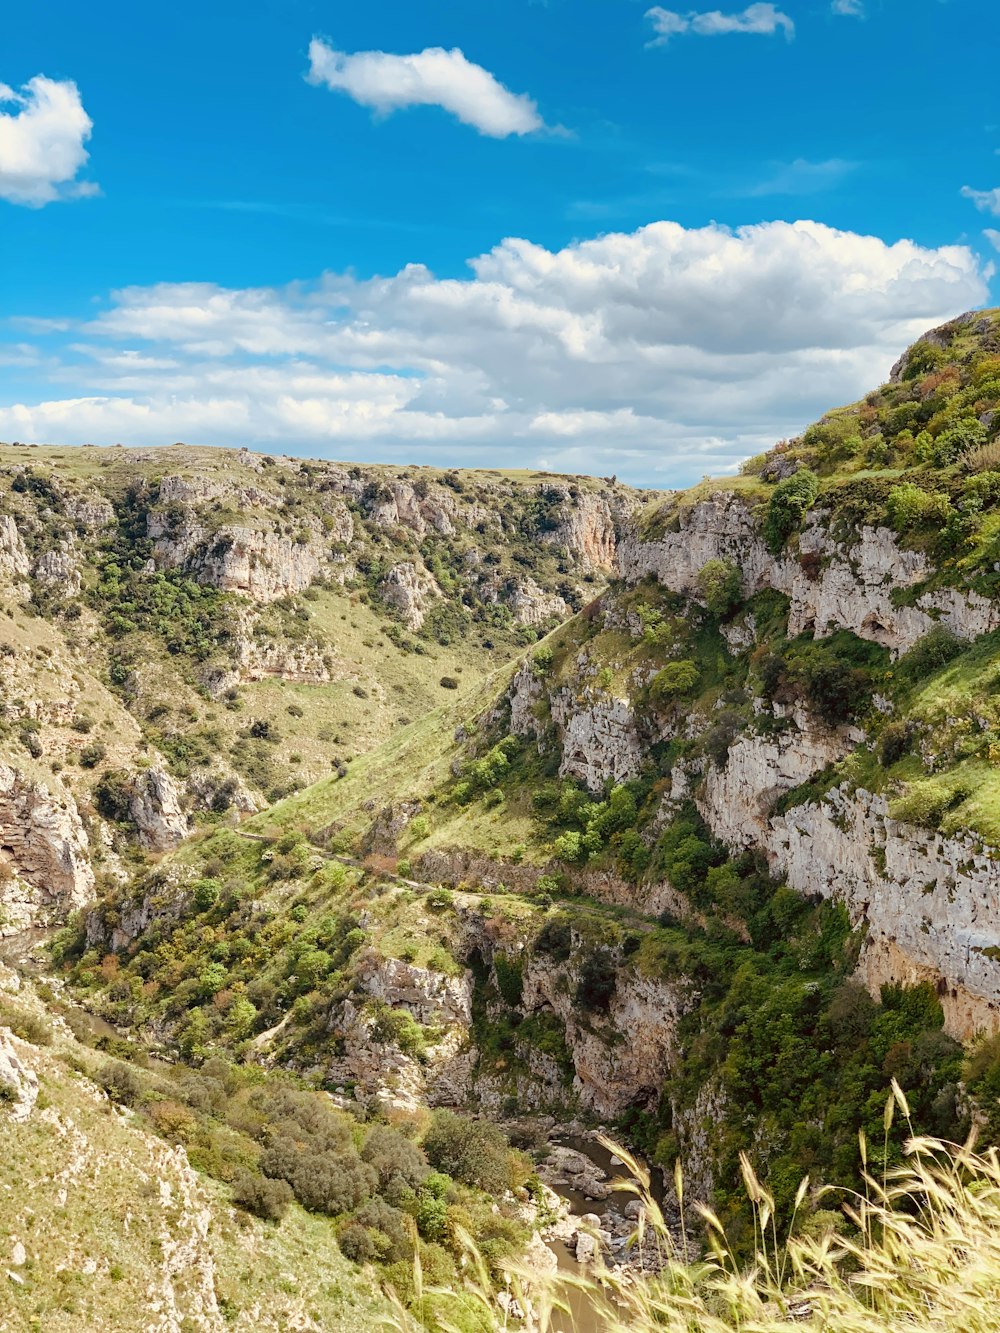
[0,514,30,585]
[550,690,643,793]
[0,766,94,928]
[769,785,1000,1038]
[129,767,188,851]
[540,491,620,572]
[0,1029,39,1122]
[618,493,1000,655]
[379,562,443,632]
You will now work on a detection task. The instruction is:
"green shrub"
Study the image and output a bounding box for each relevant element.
[191,878,221,912]
[494,955,524,1007]
[231,1169,293,1221]
[575,950,616,1013]
[535,917,572,962]
[422,1110,511,1194]
[697,559,742,617]
[369,1003,427,1058]
[763,468,819,553]
[896,627,965,684]
[362,1125,428,1194]
[94,770,132,822]
[99,1060,145,1107]
[80,741,107,769]
[879,721,912,767]
[338,1223,380,1263]
[890,779,959,829]
[650,660,699,702]
[552,830,584,863]
[0,1003,52,1046]
[351,1197,413,1263]
[886,484,953,533]
[532,645,554,676]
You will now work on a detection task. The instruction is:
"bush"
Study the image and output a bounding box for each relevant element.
[697,559,742,617]
[886,484,953,533]
[232,1169,293,1221]
[552,830,584,863]
[890,779,960,830]
[896,627,965,684]
[0,1003,52,1046]
[439,676,459,690]
[650,660,699,703]
[532,645,554,676]
[369,1003,427,1058]
[80,741,107,769]
[338,1223,379,1264]
[191,877,221,912]
[352,1198,413,1263]
[879,721,912,767]
[99,1060,145,1107]
[575,950,616,1013]
[362,1125,428,1193]
[763,468,819,553]
[422,1110,511,1194]
[494,955,524,1007]
[535,917,572,962]
[94,770,132,823]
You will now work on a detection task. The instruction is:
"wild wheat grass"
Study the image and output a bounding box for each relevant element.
[386,1086,1000,1332]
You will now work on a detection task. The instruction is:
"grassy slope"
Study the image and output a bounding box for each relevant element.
[0,1001,393,1332]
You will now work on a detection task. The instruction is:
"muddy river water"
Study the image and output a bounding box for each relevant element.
[540,1135,668,1333]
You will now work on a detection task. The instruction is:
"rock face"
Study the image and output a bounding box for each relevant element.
[0,514,30,585]
[129,768,188,851]
[618,493,1000,655]
[324,951,475,1113]
[0,765,94,928]
[519,955,692,1118]
[32,546,82,597]
[550,690,643,793]
[540,491,620,572]
[769,786,1000,1038]
[693,709,852,850]
[506,578,569,627]
[150,519,328,602]
[379,562,443,632]
[509,661,645,794]
[0,1029,39,1122]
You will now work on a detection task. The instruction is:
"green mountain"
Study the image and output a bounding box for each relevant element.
[4,308,1000,1328]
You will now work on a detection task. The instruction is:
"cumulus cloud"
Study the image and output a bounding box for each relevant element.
[0,74,96,206]
[646,3,794,45]
[962,185,1000,217]
[985,229,1000,253]
[831,0,864,16]
[306,38,543,137]
[0,219,987,484]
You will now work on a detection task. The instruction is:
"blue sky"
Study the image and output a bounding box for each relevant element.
[0,0,997,485]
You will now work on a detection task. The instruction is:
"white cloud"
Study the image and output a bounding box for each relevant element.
[985,229,1000,253]
[306,38,544,138]
[962,185,1000,217]
[0,75,96,206]
[831,0,864,16]
[0,219,987,484]
[743,157,855,196]
[646,4,794,45]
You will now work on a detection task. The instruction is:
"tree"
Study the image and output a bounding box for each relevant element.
[422,1110,511,1194]
[697,559,742,617]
